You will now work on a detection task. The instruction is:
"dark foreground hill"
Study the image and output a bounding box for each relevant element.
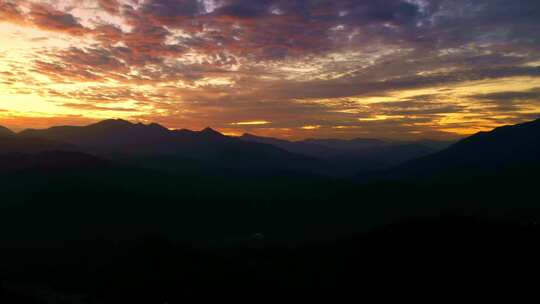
[388,118,540,180]
[0,218,540,304]
[1,216,538,302]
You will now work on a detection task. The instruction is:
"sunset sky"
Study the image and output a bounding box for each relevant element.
[0,0,539,139]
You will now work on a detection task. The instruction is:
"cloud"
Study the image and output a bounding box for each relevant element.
[141,0,202,18]
[0,0,27,25]
[471,88,540,102]
[27,2,89,35]
[33,46,128,82]
[61,102,138,112]
[469,87,540,111]
[93,24,124,45]
[98,0,121,15]
[1,0,540,139]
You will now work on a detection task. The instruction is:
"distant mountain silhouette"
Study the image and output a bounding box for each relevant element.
[331,143,436,167]
[19,119,172,153]
[301,137,390,151]
[300,137,454,153]
[20,119,267,154]
[390,118,540,179]
[0,125,14,137]
[240,133,337,158]
[241,133,440,175]
[19,119,318,175]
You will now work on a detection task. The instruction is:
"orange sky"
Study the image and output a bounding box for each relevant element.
[1,0,539,139]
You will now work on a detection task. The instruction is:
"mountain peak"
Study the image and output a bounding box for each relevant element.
[147,122,168,131]
[241,133,259,139]
[199,127,224,137]
[92,119,133,128]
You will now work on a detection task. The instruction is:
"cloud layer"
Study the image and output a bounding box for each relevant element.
[0,0,539,139]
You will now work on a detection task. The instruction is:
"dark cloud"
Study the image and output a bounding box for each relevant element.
[472,88,540,102]
[259,66,540,101]
[469,88,540,112]
[141,0,202,18]
[214,0,274,18]
[370,97,467,116]
[212,0,420,23]
[27,3,89,35]
[115,0,425,60]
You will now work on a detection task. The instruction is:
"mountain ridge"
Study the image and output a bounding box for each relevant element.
[16,119,323,176]
[387,118,540,180]
[9,118,539,178]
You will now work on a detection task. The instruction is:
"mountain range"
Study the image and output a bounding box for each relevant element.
[0,119,453,177]
[1,118,539,179]
[18,119,288,159]
[11,119,316,176]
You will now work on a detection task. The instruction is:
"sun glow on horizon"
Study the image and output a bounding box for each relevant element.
[231,121,271,126]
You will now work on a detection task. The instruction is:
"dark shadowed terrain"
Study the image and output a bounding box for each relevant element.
[0,118,539,302]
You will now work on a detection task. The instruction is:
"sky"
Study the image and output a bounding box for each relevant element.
[0,0,539,140]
